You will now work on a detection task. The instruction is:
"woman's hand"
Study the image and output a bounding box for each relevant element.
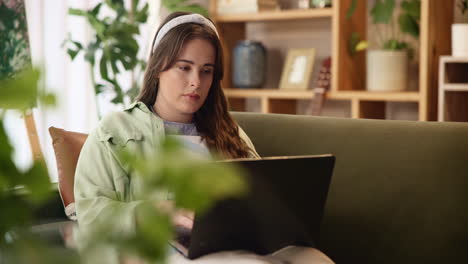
[173,208,194,230]
[156,200,194,230]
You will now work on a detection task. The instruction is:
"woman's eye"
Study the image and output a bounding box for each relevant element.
[203,68,213,74]
[178,66,190,71]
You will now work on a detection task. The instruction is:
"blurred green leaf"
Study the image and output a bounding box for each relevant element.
[399,13,419,38]
[0,197,31,245]
[346,0,358,19]
[2,233,81,264]
[135,4,149,23]
[105,0,125,11]
[399,0,420,38]
[162,0,208,16]
[0,68,56,111]
[383,39,409,51]
[21,162,52,204]
[348,32,362,56]
[68,8,87,17]
[90,2,103,16]
[370,0,396,24]
[401,0,420,19]
[121,137,247,213]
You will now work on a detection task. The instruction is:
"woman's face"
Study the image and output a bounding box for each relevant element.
[154,38,215,123]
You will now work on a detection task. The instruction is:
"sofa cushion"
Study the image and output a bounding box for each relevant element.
[232,112,468,264]
[48,127,87,220]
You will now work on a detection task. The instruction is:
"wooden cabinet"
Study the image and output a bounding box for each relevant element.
[210,0,454,121]
[438,56,468,122]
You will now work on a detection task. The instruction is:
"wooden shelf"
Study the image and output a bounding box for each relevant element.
[224,89,420,102]
[443,84,468,91]
[212,0,455,121]
[213,8,333,22]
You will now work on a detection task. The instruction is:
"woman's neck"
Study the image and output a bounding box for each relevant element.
[152,103,194,123]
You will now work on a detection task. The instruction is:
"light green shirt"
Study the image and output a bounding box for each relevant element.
[74,101,259,239]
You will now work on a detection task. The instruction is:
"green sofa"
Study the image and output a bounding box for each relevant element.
[37,112,468,263]
[232,112,468,264]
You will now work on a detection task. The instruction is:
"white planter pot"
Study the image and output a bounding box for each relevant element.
[452,24,468,57]
[367,50,408,92]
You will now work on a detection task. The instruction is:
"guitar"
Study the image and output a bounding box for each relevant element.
[309,57,331,116]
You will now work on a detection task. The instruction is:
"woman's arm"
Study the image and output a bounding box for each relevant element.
[74,129,149,238]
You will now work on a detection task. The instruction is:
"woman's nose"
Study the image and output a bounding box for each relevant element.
[189,72,201,88]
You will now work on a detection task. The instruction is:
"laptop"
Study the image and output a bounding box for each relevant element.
[170,154,335,259]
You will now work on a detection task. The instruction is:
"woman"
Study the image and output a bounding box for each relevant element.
[74,12,332,263]
[74,10,259,258]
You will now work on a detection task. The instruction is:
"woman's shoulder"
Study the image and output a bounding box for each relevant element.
[94,105,149,146]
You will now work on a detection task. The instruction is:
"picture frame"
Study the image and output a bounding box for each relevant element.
[279,48,316,90]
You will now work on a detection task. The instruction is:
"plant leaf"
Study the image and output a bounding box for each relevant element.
[0,68,40,110]
[348,32,361,56]
[135,4,149,23]
[68,8,87,17]
[90,3,103,16]
[99,54,110,82]
[383,39,409,50]
[401,0,420,20]
[370,0,396,24]
[398,13,419,38]
[356,41,369,51]
[346,0,358,19]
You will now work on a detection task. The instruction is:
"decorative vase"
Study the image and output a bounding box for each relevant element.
[232,40,266,88]
[367,50,408,92]
[452,24,468,57]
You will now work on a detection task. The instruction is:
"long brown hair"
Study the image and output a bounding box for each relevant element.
[137,12,251,159]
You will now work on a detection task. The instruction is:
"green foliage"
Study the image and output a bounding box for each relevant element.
[1,232,81,264]
[0,68,55,110]
[0,68,62,262]
[370,0,396,24]
[346,0,358,19]
[80,137,247,262]
[63,0,149,106]
[162,0,209,17]
[399,0,420,38]
[348,32,369,56]
[347,0,420,55]
[0,1,31,80]
[124,137,247,211]
[0,68,82,262]
[0,69,245,263]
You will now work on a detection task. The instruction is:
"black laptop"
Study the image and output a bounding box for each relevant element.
[171,154,335,259]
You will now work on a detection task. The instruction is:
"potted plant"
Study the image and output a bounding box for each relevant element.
[348,0,420,92]
[452,0,468,57]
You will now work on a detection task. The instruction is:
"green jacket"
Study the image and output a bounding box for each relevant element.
[74,101,259,238]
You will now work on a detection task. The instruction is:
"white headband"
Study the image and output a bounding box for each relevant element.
[152,14,219,52]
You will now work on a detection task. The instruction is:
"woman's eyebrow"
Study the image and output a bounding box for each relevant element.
[176,59,215,67]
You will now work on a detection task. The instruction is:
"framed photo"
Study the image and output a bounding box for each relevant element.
[279,48,316,90]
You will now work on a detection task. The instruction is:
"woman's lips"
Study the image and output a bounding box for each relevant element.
[183,93,200,100]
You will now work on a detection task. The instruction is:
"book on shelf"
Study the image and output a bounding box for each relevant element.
[217,0,280,15]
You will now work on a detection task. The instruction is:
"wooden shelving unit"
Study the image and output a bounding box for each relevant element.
[438,56,468,122]
[210,0,454,120]
[213,8,333,22]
